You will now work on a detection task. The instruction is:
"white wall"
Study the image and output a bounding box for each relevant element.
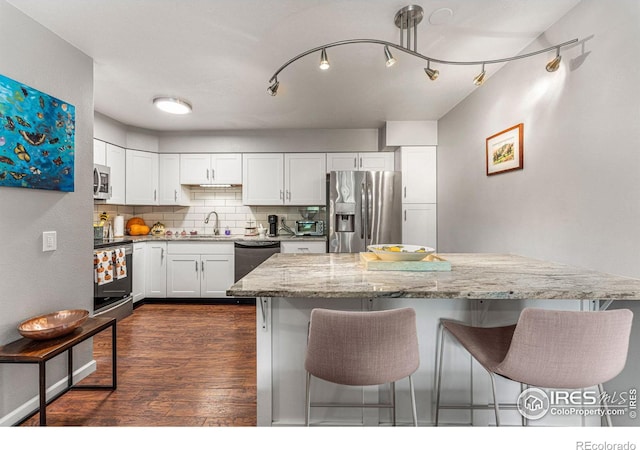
[437,0,640,425]
[158,128,379,154]
[0,1,94,425]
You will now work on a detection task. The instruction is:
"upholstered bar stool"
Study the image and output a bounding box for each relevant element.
[304,307,420,426]
[435,308,633,426]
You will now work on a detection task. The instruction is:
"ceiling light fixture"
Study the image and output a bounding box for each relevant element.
[267,4,577,95]
[153,97,192,114]
[267,79,280,96]
[384,46,396,67]
[473,64,486,86]
[319,48,330,70]
[545,47,562,72]
[424,61,439,81]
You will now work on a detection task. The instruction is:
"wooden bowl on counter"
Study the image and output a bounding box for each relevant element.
[18,309,89,340]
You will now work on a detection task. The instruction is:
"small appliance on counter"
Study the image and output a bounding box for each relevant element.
[294,220,324,236]
[268,214,278,237]
[295,207,324,236]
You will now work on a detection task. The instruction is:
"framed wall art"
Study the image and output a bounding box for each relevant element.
[0,73,75,192]
[486,123,523,176]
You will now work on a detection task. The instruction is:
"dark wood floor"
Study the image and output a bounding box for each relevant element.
[20,302,257,426]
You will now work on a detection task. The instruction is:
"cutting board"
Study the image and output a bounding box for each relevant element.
[360,252,452,272]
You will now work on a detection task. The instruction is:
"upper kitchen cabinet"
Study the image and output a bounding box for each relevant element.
[93,139,106,165]
[396,146,437,203]
[285,153,326,205]
[93,139,126,205]
[242,153,326,205]
[179,153,242,185]
[159,154,190,206]
[126,149,158,205]
[326,152,394,172]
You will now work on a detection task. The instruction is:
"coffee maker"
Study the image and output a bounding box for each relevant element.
[268,214,278,237]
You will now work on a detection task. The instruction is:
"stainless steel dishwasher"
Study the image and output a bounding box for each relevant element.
[234,240,281,282]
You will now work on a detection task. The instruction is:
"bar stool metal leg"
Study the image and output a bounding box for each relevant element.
[434,322,445,426]
[409,375,418,426]
[305,372,311,426]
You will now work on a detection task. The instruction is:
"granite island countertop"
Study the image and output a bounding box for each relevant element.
[226,253,640,300]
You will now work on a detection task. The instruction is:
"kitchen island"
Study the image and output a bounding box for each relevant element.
[227,253,640,426]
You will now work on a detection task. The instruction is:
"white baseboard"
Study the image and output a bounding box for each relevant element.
[0,359,97,427]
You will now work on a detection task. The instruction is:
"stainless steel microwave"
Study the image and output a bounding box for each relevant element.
[295,220,324,236]
[93,164,111,200]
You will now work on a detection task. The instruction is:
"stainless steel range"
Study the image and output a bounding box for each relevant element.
[93,238,133,320]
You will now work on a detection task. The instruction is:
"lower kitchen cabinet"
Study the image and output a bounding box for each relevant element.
[166,242,234,298]
[280,240,327,254]
[145,242,167,297]
[402,204,437,250]
[132,242,146,303]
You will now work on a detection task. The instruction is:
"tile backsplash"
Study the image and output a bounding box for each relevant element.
[93,186,326,236]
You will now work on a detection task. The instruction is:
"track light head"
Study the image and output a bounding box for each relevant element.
[473,64,486,86]
[384,46,396,67]
[546,49,562,72]
[424,61,439,81]
[319,48,330,70]
[267,79,279,96]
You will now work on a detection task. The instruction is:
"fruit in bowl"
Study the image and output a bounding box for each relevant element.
[367,244,435,261]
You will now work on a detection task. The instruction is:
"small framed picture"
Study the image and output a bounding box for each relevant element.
[486,123,523,176]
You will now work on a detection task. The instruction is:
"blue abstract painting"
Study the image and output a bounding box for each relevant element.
[0,73,75,192]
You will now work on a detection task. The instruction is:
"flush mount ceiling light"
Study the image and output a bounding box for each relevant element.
[153,97,192,114]
[267,4,578,95]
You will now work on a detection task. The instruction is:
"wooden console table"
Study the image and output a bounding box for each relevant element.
[0,316,117,426]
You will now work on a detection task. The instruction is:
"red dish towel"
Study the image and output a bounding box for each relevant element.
[94,250,114,285]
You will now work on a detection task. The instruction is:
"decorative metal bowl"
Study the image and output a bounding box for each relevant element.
[18,309,89,340]
[367,244,436,261]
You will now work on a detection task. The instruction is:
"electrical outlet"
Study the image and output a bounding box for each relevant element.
[43,231,57,252]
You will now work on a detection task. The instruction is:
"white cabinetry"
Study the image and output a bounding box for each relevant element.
[402,204,437,249]
[132,242,146,303]
[326,152,394,172]
[159,154,190,205]
[180,153,242,185]
[242,153,326,206]
[281,241,327,254]
[93,139,126,204]
[145,242,166,297]
[396,146,437,249]
[166,242,234,298]
[126,149,158,205]
[93,139,106,165]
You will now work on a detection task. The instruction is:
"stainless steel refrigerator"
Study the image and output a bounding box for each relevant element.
[328,170,402,253]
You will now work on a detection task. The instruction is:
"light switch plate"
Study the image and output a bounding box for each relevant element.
[43,231,57,252]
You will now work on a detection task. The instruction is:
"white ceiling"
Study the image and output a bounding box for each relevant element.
[8,0,581,132]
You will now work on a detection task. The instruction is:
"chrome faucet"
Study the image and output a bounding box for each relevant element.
[204,211,219,235]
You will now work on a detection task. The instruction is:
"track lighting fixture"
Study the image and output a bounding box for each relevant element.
[546,48,562,72]
[384,46,396,67]
[319,48,330,70]
[266,4,579,96]
[424,61,439,81]
[267,79,279,96]
[473,64,486,86]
